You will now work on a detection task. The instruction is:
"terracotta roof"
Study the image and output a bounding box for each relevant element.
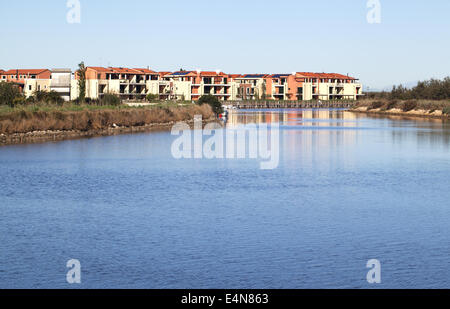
[199,71,227,77]
[87,67,113,73]
[167,71,197,77]
[3,69,50,75]
[87,67,157,75]
[108,67,143,74]
[296,72,356,80]
[134,68,157,74]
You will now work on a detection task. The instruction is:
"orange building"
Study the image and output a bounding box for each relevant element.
[1,69,51,92]
[67,66,362,101]
[165,70,233,101]
[72,67,162,100]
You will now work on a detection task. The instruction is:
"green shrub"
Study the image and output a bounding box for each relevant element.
[443,106,450,115]
[385,100,399,110]
[369,101,384,110]
[401,100,418,112]
[146,93,159,102]
[100,93,121,106]
[32,90,64,105]
[0,82,22,107]
[45,91,64,105]
[197,95,223,115]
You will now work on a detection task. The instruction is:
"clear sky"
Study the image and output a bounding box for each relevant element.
[1,0,449,89]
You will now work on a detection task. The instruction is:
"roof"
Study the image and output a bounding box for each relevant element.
[199,71,227,77]
[52,68,72,73]
[3,69,50,75]
[271,74,291,78]
[87,67,157,75]
[240,74,268,79]
[87,67,113,73]
[133,68,157,74]
[166,71,198,77]
[296,72,356,80]
[109,67,143,74]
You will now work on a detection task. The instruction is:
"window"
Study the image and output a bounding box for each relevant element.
[29,85,32,90]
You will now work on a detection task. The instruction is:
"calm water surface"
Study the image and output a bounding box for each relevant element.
[0,109,449,289]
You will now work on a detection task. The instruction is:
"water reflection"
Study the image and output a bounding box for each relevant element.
[227,109,450,148]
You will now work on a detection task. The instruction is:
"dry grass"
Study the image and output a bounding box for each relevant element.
[354,99,450,112]
[0,104,213,134]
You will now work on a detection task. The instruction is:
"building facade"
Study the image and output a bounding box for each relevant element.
[71,67,162,101]
[163,70,235,101]
[2,66,362,102]
[49,69,72,101]
[1,69,52,94]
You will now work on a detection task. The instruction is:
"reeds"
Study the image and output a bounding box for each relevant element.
[355,99,450,112]
[0,104,213,134]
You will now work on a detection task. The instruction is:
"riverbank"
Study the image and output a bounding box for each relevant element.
[350,99,450,119]
[0,103,215,146]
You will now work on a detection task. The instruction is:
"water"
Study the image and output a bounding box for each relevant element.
[0,109,449,289]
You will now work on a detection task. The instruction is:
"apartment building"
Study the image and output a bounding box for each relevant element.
[0,68,73,101]
[1,69,52,94]
[232,74,269,100]
[0,64,363,103]
[294,73,362,101]
[163,70,235,101]
[49,69,72,101]
[71,67,161,101]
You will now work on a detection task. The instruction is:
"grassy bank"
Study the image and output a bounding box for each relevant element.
[0,103,214,135]
[351,99,450,118]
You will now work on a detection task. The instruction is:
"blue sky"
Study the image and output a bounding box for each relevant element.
[0,0,449,89]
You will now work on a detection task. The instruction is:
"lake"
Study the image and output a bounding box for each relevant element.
[0,109,449,289]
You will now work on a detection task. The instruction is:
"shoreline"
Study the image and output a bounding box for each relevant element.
[349,107,449,120]
[0,117,218,147]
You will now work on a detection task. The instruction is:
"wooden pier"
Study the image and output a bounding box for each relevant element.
[225,100,357,109]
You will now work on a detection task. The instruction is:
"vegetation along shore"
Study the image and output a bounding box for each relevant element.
[351,77,450,119]
[0,80,224,146]
[350,99,450,119]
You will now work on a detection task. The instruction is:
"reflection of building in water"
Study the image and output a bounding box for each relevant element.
[227,110,359,171]
[227,110,358,127]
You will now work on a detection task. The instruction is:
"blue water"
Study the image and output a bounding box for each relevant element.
[0,109,449,289]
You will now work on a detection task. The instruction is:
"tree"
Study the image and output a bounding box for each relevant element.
[261,81,267,100]
[197,95,223,115]
[0,82,22,107]
[77,62,87,104]
[30,90,64,105]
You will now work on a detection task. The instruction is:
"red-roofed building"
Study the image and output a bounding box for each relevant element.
[69,67,362,101]
[294,72,362,100]
[1,69,52,93]
[164,70,234,101]
[72,66,165,100]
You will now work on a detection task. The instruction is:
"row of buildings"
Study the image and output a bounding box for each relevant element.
[1,67,363,102]
[0,68,72,101]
